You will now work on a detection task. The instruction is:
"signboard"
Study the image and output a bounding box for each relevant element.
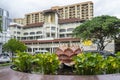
[82,40,92,46]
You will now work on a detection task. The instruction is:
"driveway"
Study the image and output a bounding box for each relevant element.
[0,66,120,80]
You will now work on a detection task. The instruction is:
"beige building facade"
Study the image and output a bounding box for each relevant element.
[13,18,25,25]
[14,1,93,25]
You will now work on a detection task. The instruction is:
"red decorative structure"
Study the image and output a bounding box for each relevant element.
[56,44,82,66]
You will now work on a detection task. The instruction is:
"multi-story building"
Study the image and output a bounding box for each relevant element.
[52,1,93,20]
[10,1,115,54]
[13,18,25,25]
[25,11,44,25]
[0,8,11,54]
[14,1,93,25]
[0,8,11,31]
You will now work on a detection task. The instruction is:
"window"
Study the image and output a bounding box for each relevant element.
[67,34,72,37]
[60,34,65,38]
[29,36,34,39]
[60,29,66,32]
[17,37,20,40]
[52,33,55,38]
[47,34,50,37]
[30,32,35,35]
[51,27,55,30]
[17,32,20,34]
[17,26,21,29]
[36,31,42,34]
[67,28,74,31]
[24,32,28,35]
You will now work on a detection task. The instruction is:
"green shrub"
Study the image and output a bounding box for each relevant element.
[73,52,120,75]
[12,51,120,75]
[102,56,119,74]
[73,52,104,75]
[13,52,33,73]
[116,52,120,73]
[13,52,60,74]
[100,51,120,74]
[32,53,60,74]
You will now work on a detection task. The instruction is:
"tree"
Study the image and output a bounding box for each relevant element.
[73,15,120,51]
[3,39,27,55]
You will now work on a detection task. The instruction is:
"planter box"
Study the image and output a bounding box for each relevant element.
[0,67,120,80]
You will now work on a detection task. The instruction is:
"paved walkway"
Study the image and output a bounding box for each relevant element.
[0,67,120,80]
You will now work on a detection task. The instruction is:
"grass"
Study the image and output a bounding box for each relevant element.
[0,62,12,67]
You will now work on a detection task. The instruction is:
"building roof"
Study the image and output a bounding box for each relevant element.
[10,18,85,28]
[43,9,57,14]
[23,18,85,28]
[9,23,23,27]
[22,38,80,44]
[9,24,21,27]
[58,18,85,24]
[23,22,44,28]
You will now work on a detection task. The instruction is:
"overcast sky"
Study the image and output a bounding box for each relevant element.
[0,0,120,19]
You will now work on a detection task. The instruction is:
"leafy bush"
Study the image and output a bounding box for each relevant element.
[13,52,33,73]
[116,52,120,73]
[13,52,60,74]
[73,52,120,75]
[100,51,120,74]
[73,52,104,75]
[102,56,119,74]
[13,51,120,75]
[31,53,60,74]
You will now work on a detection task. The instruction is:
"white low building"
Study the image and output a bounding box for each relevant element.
[9,9,115,54]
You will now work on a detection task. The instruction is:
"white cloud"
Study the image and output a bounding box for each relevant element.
[0,0,120,18]
[94,0,120,17]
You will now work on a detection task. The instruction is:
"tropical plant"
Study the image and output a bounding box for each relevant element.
[12,51,120,75]
[13,52,33,73]
[73,52,104,75]
[104,56,119,74]
[73,15,120,51]
[32,53,60,74]
[116,52,120,73]
[73,51,120,75]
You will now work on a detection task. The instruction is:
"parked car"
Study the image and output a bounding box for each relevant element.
[83,50,115,58]
[0,53,11,63]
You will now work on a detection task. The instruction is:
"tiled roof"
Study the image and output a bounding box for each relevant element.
[43,9,57,14]
[22,38,80,44]
[9,24,23,27]
[23,22,44,28]
[10,18,85,28]
[58,18,85,24]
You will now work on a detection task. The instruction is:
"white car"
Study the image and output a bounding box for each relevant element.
[0,53,11,63]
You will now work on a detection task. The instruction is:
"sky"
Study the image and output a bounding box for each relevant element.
[0,0,120,19]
